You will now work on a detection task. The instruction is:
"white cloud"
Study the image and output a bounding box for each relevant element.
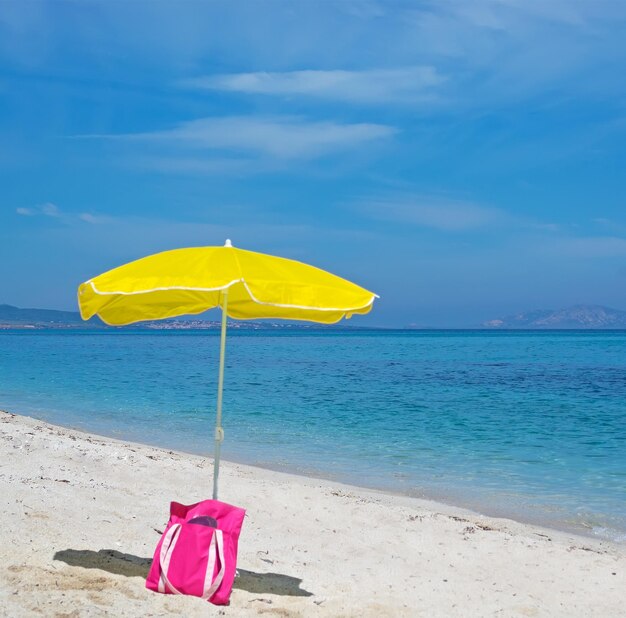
[3,1,626,107]
[80,116,397,160]
[78,213,111,225]
[356,195,501,231]
[180,67,445,104]
[40,202,61,217]
[15,203,106,225]
[16,203,61,218]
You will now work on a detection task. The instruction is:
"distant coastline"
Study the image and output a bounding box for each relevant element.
[3,302,626,330]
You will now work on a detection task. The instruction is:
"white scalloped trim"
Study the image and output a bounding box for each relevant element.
[84,279,378,313]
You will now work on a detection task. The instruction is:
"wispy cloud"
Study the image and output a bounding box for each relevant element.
[180,67,445,104]
[355,195,502,231]
[448,1,588,31]
[591,217,626,234]
[129,156,250,176]
[80,116,396,160]
[16,203,107,225]
[545,235,626,258]
[33,212,377,268]
[77,213,111,225]
[16,203,61,218]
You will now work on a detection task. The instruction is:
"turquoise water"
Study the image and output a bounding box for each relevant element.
[1,329,625,541]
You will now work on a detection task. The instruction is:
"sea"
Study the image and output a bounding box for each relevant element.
[1,328,625,542]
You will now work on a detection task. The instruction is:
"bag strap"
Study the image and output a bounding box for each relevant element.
[158,523,226,600]
[202,528,225,600]
[158,523,183,595]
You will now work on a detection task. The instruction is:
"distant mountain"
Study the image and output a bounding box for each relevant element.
[0,304,85,325]
[0,304,361,330]
[483,305,626,329]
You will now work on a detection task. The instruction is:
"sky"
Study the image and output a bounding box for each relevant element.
[1,0,626,327]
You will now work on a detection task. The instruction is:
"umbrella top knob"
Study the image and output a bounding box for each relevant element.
[224,239,233,248]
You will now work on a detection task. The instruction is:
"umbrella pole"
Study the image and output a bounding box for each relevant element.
[212,289,228,500]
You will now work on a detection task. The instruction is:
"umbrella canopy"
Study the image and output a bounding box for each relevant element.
[78,240,378,499]
[78,240,376,325]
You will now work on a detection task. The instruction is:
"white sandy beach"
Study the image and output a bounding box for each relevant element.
[0,409,624,617]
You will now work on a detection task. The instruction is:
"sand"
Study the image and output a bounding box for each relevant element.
[0,409,624,617]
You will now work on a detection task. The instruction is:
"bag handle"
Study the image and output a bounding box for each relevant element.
[158,523,183,595]
[158,523,226,600]
[202,528,225,600]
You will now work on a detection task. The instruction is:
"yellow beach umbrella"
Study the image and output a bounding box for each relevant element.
[78,240,378,498]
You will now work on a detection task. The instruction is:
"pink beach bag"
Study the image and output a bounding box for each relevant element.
[146,499,245,605]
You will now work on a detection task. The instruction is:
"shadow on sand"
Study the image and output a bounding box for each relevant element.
[53,549,313,597]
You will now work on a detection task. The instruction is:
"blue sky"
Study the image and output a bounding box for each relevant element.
[1,1,626,327]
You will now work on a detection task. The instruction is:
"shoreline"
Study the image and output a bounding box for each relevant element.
[2,408,626,616]
[3,408,570,534]
[3,404,623,545]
